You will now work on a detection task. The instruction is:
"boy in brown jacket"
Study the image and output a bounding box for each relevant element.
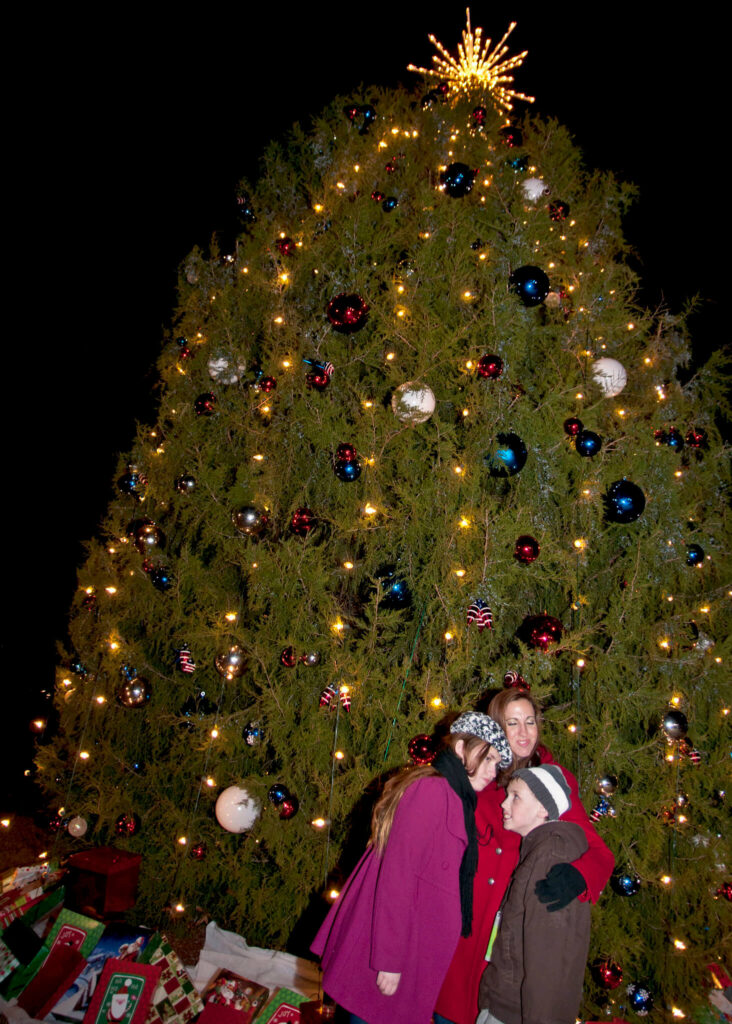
[476,765,591,1024]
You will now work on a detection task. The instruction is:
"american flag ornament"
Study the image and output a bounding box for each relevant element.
[590,797,615,823]
[467,598,493,631]
[175,644,196,674]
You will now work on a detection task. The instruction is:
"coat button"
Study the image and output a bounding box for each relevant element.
[488,878,495,885]
[496,848,502,855]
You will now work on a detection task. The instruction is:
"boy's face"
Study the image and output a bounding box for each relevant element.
[501,778,548,836]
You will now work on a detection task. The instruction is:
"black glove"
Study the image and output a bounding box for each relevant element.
[535,862,586,911]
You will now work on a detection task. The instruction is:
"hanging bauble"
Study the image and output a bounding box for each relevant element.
[175,474,196,495]
[626,982,654,1016]
[305,357,334,391]
[275,236,296,256]
[520,614,563,650]
[575,429,602,458]
[194,393,217,416]
[232,506,268,536]
[373,565,411,609]
[391,381,436,425]
[611,871,640,897]
[509,266,550,306]
[215,786,260,833]
[503,669,527,690]
[291,507,317,537]
[371,189,385,202]
[208,354,246,384]
[176,336,191,360]
[190,842,206,861]
[467,598,493,631]
[326,293,369,333]
[590,797,613,822]
[134,521,165,554]
[476,354,503,380]
[236,192,255,223]
[686,543,705,567]
[339,687,351,712]
[596,774,618,796]
[472,105,487,126]
[268,783,290,806]
[150,567,174,592]
[49,812,70,832]
[336,443,357,461]
[662,709,688,740]
[243,722,261,746]
[499,125,522,147]
[67,816,88,838]
[280,646,297,668]
[716,883,732,901]
[334,443,361,481]
[548,199,569,222]
[440,162,475,198]
[514,536,540,564]
[507,154,529,172]
[279,797,299,820]
[522,177,549,202]
[115,813,141,837]
[654,429,668,446]
[319,684,337,708]
[604,480,645,523]
[360,104,376,128]
[679,738,701,765]
[685,426,707,449]
[592,357,627,397]
[666,427,684,451]
[117,677,151,708]
[256,375,277,394]
[215,645,247,679]
[593,959,623,990]
[175,645,196,674]
[382,197,398,212]
[344,103,359,122]
[484,432,527,476]
[117,465,147,501]
[408,734,435,765]
[300,651,321,667]
[563,417,583,437]
[82,590,97,612]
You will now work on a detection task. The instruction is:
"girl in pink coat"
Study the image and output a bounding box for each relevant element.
[311,712,511,1024]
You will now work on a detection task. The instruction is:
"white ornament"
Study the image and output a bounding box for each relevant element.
[522,177,549,202]
[215,785,261,833]
[208,354,246,384]
[68,816,88,838]
[592,357,627,397]
[391,382,436,425]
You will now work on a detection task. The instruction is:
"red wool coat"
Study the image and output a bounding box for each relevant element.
[311,776,467,1024]
[434,748,614,1024]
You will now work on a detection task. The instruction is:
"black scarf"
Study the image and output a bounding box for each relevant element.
[433,748,478,937]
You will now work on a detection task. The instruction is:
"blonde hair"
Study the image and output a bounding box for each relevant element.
[370,733,489,854]
[487,689,542,785]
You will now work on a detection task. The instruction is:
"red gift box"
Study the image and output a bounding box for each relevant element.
[67,848,142,915]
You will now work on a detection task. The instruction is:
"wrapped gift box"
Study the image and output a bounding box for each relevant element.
[139,932,204,1024]
[67,847,141,915]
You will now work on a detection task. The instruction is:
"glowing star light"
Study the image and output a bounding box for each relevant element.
[408,9,534,110]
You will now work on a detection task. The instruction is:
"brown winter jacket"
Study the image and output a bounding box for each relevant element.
[478,821,591,1024]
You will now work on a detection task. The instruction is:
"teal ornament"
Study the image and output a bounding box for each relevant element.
[485,433,527,476]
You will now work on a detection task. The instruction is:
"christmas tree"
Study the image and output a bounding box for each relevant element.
[37,12,729,1021]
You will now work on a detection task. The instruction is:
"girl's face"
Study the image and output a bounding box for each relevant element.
[503,698,539,760]
[456,741,501,791]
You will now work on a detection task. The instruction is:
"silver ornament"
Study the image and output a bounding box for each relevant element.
[215,645,247,678]
[596,774,618,796]
[391,382,436,425]
[301,651,321,667]
[662,709,688,740]
[232,506,267,536]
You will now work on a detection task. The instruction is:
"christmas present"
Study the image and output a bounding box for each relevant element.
[1,916,44,963]
[202,968,268,1024]
[20,882,66,929]
[252,988,309,1024]
[0,936,19,982]
[46,908,106,958]
[67,847,142,915]
[0,882,46,929]
[17,942,86,1019]
[82,957,161,1024]
[138,932,203,1024]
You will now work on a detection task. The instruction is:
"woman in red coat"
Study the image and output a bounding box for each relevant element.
[433,689,615,1024]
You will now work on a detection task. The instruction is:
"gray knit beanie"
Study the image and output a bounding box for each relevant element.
[513,765,572,820]
[450,712,512,769]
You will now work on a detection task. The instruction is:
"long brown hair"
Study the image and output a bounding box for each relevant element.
[487,689,542,785]
[370,733,489,854]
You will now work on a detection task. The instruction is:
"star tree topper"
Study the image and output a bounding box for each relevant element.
[408,8,535,110]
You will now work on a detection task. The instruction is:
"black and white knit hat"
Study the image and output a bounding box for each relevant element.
[450,712,512,769]
[513,765,572,820]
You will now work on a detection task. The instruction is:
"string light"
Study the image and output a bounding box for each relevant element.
[79,751,90,760]
[343,561,354,570]
[431,697,443,708]
[671,1009,685,1019]
[225,612,237,622]
[95,696,106,705]
[0,818,10,828]
[205,776,216,787]
[454,569,466,577]
[567,724,577,734]
[328,889,340,900]
[444,631,454,643]
[210,728,219,739]
[459,517,470,528]
[363,504,377,516]
[177,836,187,846]
[332,620,344,633]
[334,750,345,761]
[174,902,185,913]
[311,818,327,829]
[105,586,117,595]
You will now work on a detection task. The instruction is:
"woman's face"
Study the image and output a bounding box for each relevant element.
[461,743,501,792]
[503,698,539,760]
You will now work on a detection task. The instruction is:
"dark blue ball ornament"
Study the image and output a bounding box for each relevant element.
[686,543,705,567]
[509,265,550,306]
[611,870,641,897]
[626,982,654,1016]
[575,429,602,457]
[507,154,528,171]
[484,433,528,477]
[268,783,290,806]
[150,567,174,592]
[382,196,398,212]
[373,565,411,609]
[667,427,684,451]
[440,163,475,198]
[117,465,147,502]
[604,480,646,523]
[334,459,361,482]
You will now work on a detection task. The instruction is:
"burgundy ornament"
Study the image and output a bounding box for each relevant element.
[275,236,296,256]
[319,684,337,708]
[280,646,297,668]
[514,535,540,564]
[408,734,435,765]
[654,429,668,445]
[344,104,360,123]
[476,354,503,380]
[563,417,583,437]
[716,882,732,901]
[371,190,385,202]
[291,507,317,536]
[279,797,299,820]
[436,81,449,96]
[594,959,623,990]
[326,293,369,334]
[472,105,487,126]
[190,842,206,861]
[257,375,277,393]
[306,371,329,391]
[115,813,141,837]
[336,443,357,461]
[194,392,217,416]
[499,125,523,147]
[548,200,570,222]
[521,614,563,650]
[503,669,528,690]
[685,426,707,449]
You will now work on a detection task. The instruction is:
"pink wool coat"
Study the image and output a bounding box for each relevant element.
[311,775,467,1024]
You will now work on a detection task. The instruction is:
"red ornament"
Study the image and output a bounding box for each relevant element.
[548,200,570,222]
[279,797,299,820]
[319,684,337,708]
[476,354,503,380]
[257,376,277,393]
[326,293,369,334]
[473,105,487,126]
[594,959,623,990]
[716,882,732,901]
[339,687,351,713]
[563,417,583,437]
[306,372,330,391]
[115,813,140,837]
[336,443,357,461]
[291,507,317,536]
[408,734,435,765]
[679,737,702,765]
[280,646,297,668]
[685,426,707,449]
[190,842,206,861]
[371,190,385,202]
[194,392,217,416]
[503,670,528,690]
[344,104,360,123]
[514,535,540,564]
[521,614,563,650]
[275,236,296,256]
[436,81,449,96]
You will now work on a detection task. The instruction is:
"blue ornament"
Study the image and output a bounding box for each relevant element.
[117,465,147,501]
[121,664,138,682]
[485,433,527,477]
[575,429,602,457]
[667,427,684,451]
[373,565,411,609]
[626,982,654,1016]
[509,265,550,306]
[70,659,87,677]
[243,723,261,746]
[440,162,475,198]
[150,567,174,592]
[686,543,705,566]
[334,459,361,482]
[382,196,398,212]
[507,154,528,171]
[611,870,640,896]
[604,480,646,523]
[268,783,290,806]
[361,104,376,125]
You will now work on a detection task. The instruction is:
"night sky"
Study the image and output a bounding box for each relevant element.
[5,7,723,811]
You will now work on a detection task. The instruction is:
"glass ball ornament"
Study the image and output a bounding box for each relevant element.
[134,521,165,554]
[117,464,147,501]
[291,507,317,537]
[685,426,707,449]
[279,797,299,820]
[268,783,290,806]
[604,480,646,523]
[67,816,88,838]
[472,105,487,126]
[300,651,321,667]
[666,427,684,451]
[326,293,369,334]
[215,785,261,833]
[592,357,627,397]
[190,842,206,861]
[596,774,619,797]
[476,354,503,380]
[662,709,688,740]
[499,125,522,147]
[194,392,217,416]
[514,535,540,564]
[275,236,296,256]
[440,162,475,198]
[243,722,261,746]
[611,870,640,897]
[373,564,411,609]
[716,882,732,901]
[207,354,246,384]
[408,734,435,765]
[626,982,654,1016]
[336,443,357,461]
[382,197,398,212]
[115,813,141,836]
[507,154,529,172]
[593,959,623,990]
[563,417,583,437]
[232,506,268,536]
[520,614,563,650]
[256,375,277,393]
[175,474,196,495]
[371,189,385,202]
[575,429,602,457]
[117,677,152,708]
[280,646,297,668]
[334,459,361,482]
[484,433,527,476]
[509,265,550,306]
[150,567,174,592]
[391,382,436,425]
[548,199,569,222]
[686,543,705,566]
[215,645,247,679]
